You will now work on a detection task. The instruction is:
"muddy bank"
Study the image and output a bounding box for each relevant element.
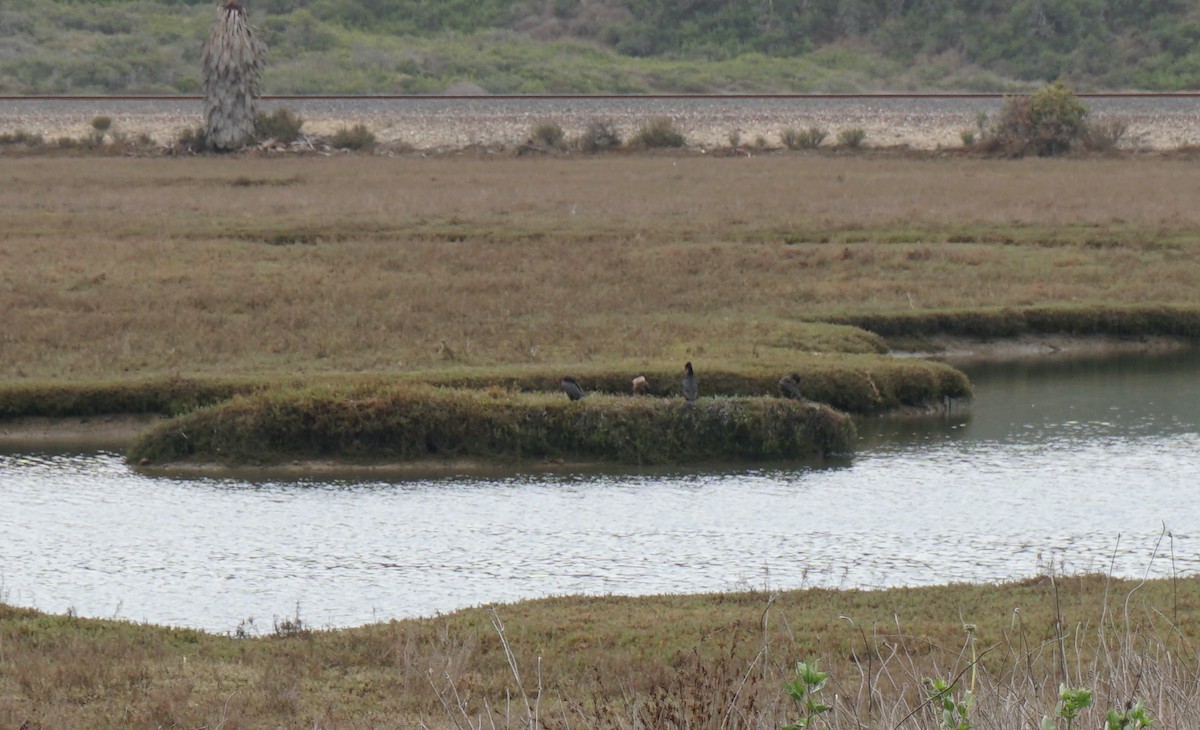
[0,414,163,450]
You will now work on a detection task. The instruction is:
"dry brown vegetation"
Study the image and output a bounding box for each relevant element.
[3,574,1199,729]
[3,155,1200,382]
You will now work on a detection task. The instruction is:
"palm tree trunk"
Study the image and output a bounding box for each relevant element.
[202,1,265,151]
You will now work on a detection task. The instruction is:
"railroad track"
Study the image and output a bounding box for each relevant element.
[3,92,1200,101]
[4,92,1199,149]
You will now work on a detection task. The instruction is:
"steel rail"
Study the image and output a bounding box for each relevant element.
[3,92,1200,101]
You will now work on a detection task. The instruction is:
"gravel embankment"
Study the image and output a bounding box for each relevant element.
[3,96,1200,150]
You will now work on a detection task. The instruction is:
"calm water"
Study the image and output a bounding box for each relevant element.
[2,351,1198,633]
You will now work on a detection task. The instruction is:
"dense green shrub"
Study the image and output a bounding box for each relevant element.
[254,108,305,144]
[329,123,376,151]
[985,83,1089,157]
[631,116,685,148]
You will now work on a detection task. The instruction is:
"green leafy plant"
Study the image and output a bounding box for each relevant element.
[1041,685,1094,730]
[925,677,974,730]
[1106,700,1153,730]
[783,660,831,730]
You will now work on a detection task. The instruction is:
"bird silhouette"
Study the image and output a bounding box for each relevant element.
[681,362,698,404]
[561,377,586,401]
[779,373,804,401]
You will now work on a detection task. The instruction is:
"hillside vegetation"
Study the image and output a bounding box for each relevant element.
[3,0,1200,94]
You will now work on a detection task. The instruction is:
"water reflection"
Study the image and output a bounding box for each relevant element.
[1,351,1198,632]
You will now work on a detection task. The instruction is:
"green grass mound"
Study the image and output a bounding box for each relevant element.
[127,386,856,467]
[831,304,1200,341]
[0,377,256,418]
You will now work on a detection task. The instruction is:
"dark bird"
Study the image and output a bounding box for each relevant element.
[632,375,649,395]
[561,376,586,401]
[779,373,805,401]
[681,362,699,404]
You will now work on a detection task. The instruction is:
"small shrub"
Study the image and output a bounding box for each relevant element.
[90,115,113,133]
[55,136,79,149]
[1082,118,1129,152]
[632,116,685,148]
[530,120,565,150]
[837,127,867,148]
[254,108,304,144]
[0,129,44,146]
[727,129,741,148]
[960,130,976,146]
[177,126,208,153]
[782,126,828,150]
[577,118,621,153]
[329,124,376,151]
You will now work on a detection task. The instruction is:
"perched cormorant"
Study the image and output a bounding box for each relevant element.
[681,362,699,404]
[779,373,804,401]
[561,377,586,401]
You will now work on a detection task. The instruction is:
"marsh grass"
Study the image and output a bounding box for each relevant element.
[3,574,1198,728]
[127,384,857,465]
[3,156,1200,386]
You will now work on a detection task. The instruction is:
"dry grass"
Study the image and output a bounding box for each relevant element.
[3,155,1200,381]
[3,574,1198,728]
